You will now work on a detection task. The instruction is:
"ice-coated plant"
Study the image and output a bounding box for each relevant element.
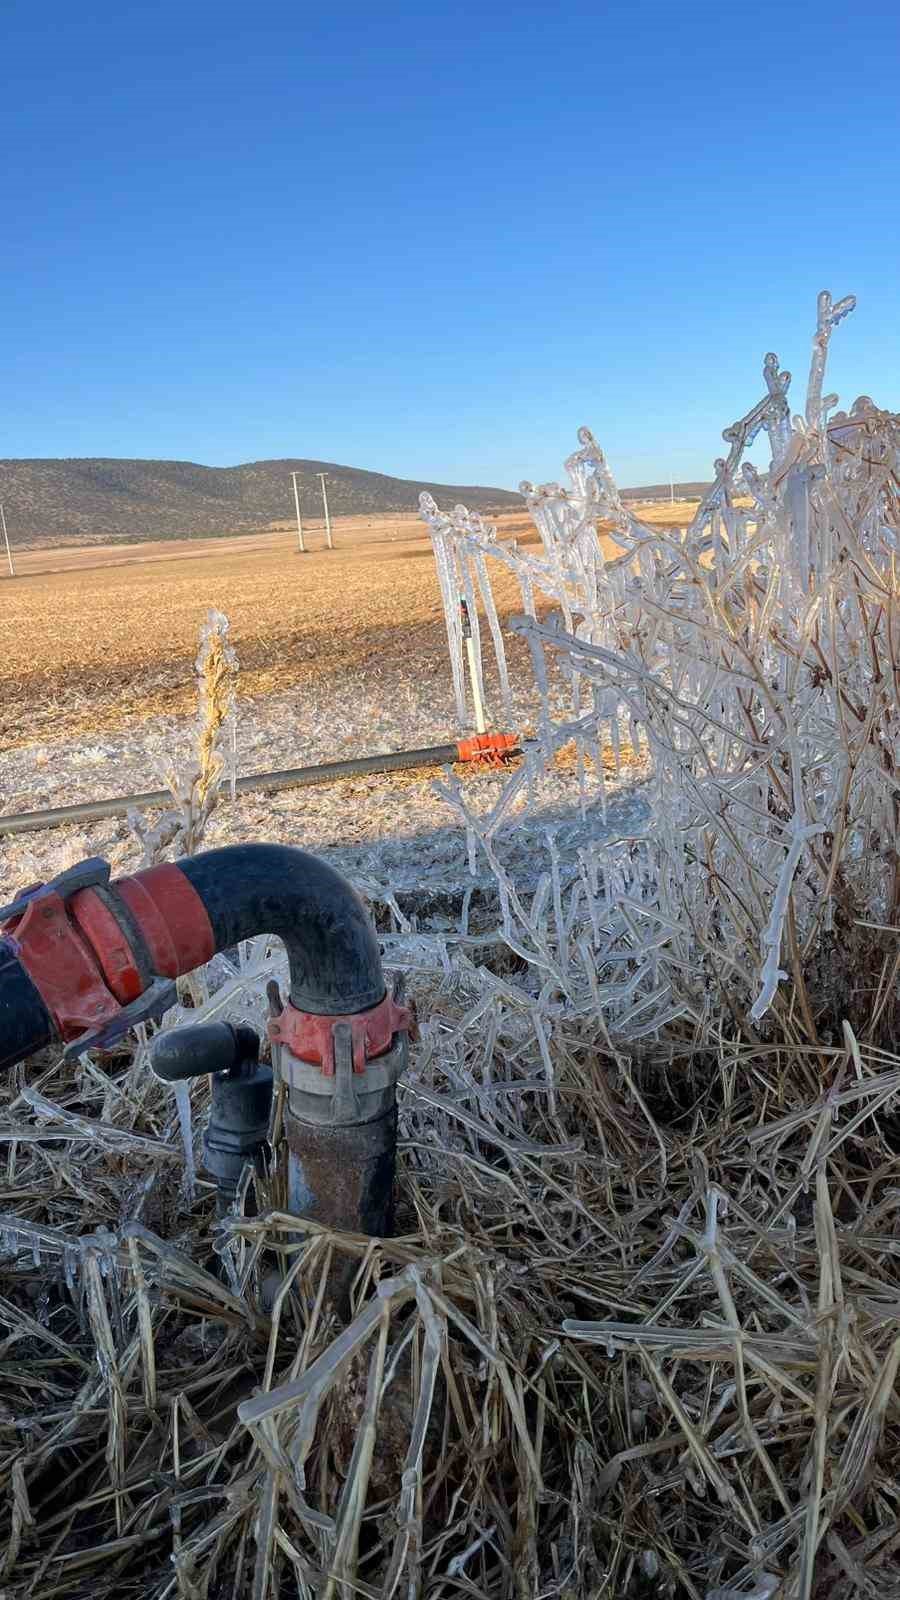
[421,292,900,1047]
[128,606,239,864]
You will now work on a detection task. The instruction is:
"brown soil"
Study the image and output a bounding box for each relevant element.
[0,503,684,753]
[1,515,530,750]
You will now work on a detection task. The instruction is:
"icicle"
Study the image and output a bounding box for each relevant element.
[546,832,564,956]
[466,822,478,877]
[172,1080,197,1205]
[63,1243,79,1295]
[473,545,512,718]
[750,822,825,1023]
[419,496,467,723]
[806,290,856,430]
[459,549,485,726]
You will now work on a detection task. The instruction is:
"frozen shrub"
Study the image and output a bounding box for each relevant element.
[421,292,900,1047]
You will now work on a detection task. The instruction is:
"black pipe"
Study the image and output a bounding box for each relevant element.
[179,844,385,1015]
[0,743,464,837]
[151,1022,273,1215]
[150,1020,261,1082]
[0,941,54,1072]
[0,843,409,1252]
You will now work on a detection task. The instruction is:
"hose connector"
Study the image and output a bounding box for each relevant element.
[268,976,415,1238]
[151,1021,273,1214]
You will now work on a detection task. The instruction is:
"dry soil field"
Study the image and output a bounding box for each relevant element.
[0,502,695,755]
[0,503,672,885]
[0,512,533,751]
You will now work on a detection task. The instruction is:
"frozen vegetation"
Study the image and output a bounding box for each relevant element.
[421,289,900,1041]
[3,294,900,1598]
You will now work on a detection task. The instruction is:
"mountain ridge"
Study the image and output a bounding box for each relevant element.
[0,455,523,546]
[0,455,711,547]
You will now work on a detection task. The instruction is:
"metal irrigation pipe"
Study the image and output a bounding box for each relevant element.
[0,735,520,838]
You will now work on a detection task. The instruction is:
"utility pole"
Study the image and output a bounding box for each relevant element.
[317,472,333,550]
[0,504,13,578]
[290,472,306,553]
[670,473,675,505]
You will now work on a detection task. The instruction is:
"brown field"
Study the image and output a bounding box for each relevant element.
[0,504,699,753]
[0,513,523,751]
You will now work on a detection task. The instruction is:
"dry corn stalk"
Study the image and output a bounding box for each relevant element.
[128,607,238,864]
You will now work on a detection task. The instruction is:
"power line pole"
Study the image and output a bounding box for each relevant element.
[290,472,306,553]
[670,473,675,505]
[317,472,333,550]
[0,504,14,578]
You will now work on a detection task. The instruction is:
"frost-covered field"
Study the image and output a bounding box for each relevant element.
[1,652,650,903]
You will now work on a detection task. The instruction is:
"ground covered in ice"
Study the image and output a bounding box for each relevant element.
[1,651,650,912]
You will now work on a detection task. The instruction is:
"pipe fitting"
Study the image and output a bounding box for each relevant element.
[1,843,416,1247]
[270,977,414,1238]
[151,1021,273,1215]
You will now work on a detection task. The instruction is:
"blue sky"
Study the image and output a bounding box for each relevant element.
[3,0,899,490]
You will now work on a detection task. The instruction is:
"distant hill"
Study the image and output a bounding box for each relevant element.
[0,456,523,547]
[0,456,713,550]
[622,481,710,501]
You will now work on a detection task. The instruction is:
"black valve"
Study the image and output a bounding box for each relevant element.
[151,1022,273,1214]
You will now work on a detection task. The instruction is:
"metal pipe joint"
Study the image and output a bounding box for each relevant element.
[269,977,414,1236]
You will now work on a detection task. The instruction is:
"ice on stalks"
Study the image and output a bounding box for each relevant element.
[421,292,900,1036]
[129,607,239,865]
[420,494,468,725]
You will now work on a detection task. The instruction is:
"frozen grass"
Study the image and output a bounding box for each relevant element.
[421,291,900,1046]
[2,293,900,1598]
[5,957,900,1598]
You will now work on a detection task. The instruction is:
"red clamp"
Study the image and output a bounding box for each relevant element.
[0,857,177,1057]
[267,988,417,1076]
[456,732,520,766]
[3,888,124,1043]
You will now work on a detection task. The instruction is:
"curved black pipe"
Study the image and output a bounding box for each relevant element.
[178,844,385,1016]
[0,844,386,1070]
[0,939,54,1072]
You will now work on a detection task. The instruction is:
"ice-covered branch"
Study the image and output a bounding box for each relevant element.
[421,292,900,1045]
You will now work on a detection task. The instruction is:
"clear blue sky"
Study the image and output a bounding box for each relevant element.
[3,0,899,490]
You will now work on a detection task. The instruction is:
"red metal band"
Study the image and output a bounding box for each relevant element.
[116,864,215,978]
[267,990,416,1077]
[69,888,144,1004]
[6,891,122,1042]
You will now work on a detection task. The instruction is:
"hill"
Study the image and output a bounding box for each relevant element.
[622,480,710,501]
[0,456,523,548]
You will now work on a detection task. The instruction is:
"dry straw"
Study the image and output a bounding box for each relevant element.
[129,608,239,865]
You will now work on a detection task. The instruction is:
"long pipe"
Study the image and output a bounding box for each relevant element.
[0,742,471,838]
